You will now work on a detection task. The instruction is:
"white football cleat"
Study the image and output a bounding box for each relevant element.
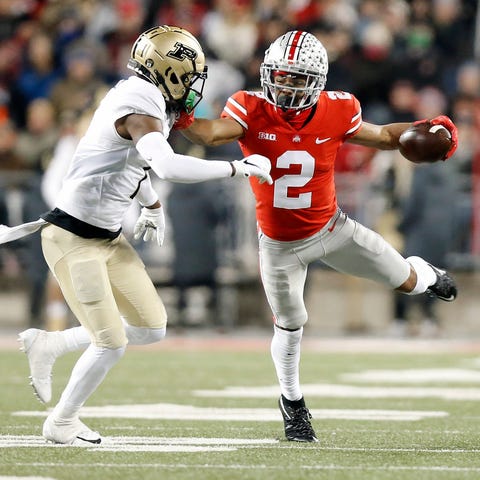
[43,414,101,445]
[18,328,63,403]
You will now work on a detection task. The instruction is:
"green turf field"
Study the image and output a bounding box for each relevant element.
[2,335,480,479]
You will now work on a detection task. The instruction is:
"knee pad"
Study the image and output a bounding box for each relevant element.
[125,325,166,345]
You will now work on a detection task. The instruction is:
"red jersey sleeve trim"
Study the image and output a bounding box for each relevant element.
[222,95,248,130]
[345,99,362,137]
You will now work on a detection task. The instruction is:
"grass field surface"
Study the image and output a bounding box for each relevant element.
[2,333,480,479]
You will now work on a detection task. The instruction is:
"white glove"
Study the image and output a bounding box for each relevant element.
[231,154,273,185]
[133,206,165,246]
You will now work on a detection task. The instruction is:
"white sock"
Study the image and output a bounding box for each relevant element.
[405,256,437,295]
[53,344,125,420]
[271,325,303,401]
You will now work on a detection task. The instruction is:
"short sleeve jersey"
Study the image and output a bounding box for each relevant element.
[221,90,362,241]
[55,76,174,231]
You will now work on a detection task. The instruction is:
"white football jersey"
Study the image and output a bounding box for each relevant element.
[55,76,175,231]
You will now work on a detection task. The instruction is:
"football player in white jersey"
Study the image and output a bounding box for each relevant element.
[16,25,272,445]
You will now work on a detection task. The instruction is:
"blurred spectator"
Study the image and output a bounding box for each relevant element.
[388,79,418,123]
[335,143,377,226]
[13,98,59,328]
[454,60,480,97]
[0,15,38,123]
[202,0,259,69]
[432,0,474,64]
[82,1,118,42]
[102,0,147,81]
[14,98,58,170]
[392,161,457,337]
[201,57,245,116]
[347,20,399,108]
[446,93,480,265]
[167,179,230,329]
[49,40,109,119]
[40,2,86,60]
[11,30,62,127]
[0,119,22,172]
[0,119,25,280]
[383,79,418,225]
[153,0,208,38]
[0,118,24,237]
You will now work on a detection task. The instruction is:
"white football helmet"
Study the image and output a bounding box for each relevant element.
[127,25,207,113]
[260,31,328,111]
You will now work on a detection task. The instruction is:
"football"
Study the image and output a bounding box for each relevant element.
[398,123,452,164]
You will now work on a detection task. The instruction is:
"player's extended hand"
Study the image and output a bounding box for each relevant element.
[231,154,273,185]
[133,206,165,246]
[430,115,458,159]
[414,115,458,159]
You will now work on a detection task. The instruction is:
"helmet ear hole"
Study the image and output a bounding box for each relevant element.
[168,71,180,85]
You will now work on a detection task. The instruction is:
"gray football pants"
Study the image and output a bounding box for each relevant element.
[258,209,410,329]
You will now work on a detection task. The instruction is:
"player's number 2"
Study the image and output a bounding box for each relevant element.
[273,151,315,209]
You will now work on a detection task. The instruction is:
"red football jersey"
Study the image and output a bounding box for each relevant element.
[221,90,362,241]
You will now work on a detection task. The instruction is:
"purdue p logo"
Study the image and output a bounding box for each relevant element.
[167,42,198,62]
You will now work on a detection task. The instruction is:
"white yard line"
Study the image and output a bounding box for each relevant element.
[4,462,480,473]
[195,383,480,400]
[12,403,448,422]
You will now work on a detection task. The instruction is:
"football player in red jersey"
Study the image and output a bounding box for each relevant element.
[181,30,459,443]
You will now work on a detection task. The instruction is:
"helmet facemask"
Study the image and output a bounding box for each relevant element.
[260,31,328,111]
[261,66,325,111]
[158,65,208,114]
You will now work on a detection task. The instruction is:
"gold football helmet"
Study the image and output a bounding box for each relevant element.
[127,25,207,113]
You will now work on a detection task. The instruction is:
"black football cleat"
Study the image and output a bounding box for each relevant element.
[278,395,318,442]
[426,264,457,302]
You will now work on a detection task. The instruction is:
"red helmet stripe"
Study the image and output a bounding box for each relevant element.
[287,31,305,62]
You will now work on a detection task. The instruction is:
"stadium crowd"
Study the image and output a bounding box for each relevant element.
[0,0,479,332]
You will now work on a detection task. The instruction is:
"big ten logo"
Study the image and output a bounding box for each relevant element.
[258,132,277,141]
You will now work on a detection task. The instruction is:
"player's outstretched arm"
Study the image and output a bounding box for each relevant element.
[348,116,458,160]
[118,113,270,184]
[347,121,412,150]
[135,131,272,184]
[181,117,244,146]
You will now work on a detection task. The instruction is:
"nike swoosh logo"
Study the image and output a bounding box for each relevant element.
[76,435,102,444]
[315,137,331,144]
[438,294,455,301]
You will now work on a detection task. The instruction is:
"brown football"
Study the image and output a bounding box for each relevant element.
[399,123,452,164]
